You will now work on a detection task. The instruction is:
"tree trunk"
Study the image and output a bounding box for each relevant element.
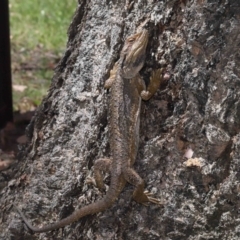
[1,0,240,239]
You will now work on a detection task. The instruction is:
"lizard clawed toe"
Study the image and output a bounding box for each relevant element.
[85,176,97,186]
[144,190,163,205]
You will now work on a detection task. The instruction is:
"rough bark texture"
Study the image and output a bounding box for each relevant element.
[1,0,240,239]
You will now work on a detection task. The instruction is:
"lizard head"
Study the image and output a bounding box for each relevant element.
[120,29,148,79]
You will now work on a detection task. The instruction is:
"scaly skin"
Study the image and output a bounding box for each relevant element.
[14,29,163,233]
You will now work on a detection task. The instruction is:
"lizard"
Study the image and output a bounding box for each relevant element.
[14,28,163,233]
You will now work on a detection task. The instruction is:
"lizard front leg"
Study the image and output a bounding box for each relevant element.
[141,68,163,100]
[104,62,118,89]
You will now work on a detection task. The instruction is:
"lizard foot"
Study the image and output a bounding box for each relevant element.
[144,190,164,205]
[85,176,96,186]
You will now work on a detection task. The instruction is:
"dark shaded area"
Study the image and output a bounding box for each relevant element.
[0,0,13,128]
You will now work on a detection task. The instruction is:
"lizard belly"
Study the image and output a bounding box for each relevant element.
[129,96,141,166]
[122,78,142,167]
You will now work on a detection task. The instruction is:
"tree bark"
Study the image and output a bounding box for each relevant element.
[1,0,240,239]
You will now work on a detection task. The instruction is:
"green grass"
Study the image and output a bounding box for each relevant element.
[10,0,77,111]
[10,0,76,50]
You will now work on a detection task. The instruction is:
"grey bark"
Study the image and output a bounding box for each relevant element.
[1,0,240,239]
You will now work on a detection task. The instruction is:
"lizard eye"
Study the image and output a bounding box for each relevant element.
[128,38,134,42]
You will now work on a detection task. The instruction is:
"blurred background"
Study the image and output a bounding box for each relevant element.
[10,0,76,112]
[0,1,76,167]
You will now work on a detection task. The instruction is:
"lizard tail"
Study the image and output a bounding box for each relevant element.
[14,182,121,233]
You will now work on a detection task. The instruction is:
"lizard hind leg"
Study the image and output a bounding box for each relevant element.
[94,158,112,190]
[123,168,161,205]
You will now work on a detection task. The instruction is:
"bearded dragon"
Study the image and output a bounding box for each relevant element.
[14,28,163,233]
